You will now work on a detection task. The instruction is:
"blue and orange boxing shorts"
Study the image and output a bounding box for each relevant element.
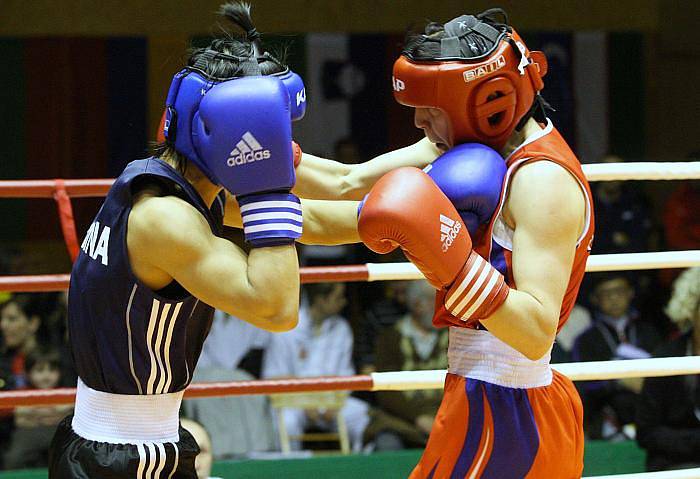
[410,329,584,479]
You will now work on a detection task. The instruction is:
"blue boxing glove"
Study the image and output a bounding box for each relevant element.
[424,143,506,237]
[192,76,302,247]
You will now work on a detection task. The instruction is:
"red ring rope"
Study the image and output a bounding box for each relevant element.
[0,375,375,408]
[0,179,113,198]
[0,266,371,292]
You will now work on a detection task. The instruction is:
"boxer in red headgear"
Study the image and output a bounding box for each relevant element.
[226,11,593,477]
[359,11,592,478]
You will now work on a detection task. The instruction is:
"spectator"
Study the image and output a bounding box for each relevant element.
[552,304,592,363]
[184,311,276,458]
[3,347,72,469]
[592,155,654,255]
[663,152,700,253]
[637,267,700,471]
[263,283,369,452]
[572,273,664,439]
[355,280,410,375]
[365,280,447,450]
[0,294,42,390]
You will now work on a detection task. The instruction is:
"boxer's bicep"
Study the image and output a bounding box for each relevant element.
[299,199,361,245]
[509,162,584,315]
[482,162,584,359]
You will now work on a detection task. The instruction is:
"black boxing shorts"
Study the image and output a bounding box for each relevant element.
[48,416,199,479]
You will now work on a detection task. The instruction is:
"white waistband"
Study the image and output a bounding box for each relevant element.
[447,327,553,389]
[72,378,183,444]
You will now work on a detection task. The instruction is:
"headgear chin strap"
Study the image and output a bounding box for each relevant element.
[393,15,547,150]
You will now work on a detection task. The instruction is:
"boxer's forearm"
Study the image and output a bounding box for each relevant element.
[479,289,558,361]
[299,199,360,245]
[293,138,441,201]
[223,195,360,245]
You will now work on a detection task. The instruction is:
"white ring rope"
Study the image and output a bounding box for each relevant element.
[366,251,700,282]
[370,356,700,391]
[585,251,700,272]
[582,161,700,181]
[587,469,700,479]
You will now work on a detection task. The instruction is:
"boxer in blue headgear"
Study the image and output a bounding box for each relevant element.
[49,3,305,478]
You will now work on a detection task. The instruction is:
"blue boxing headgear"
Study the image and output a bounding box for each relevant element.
[163,49,306,188]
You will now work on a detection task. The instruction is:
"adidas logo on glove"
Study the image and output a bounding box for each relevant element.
[440,214,461,252]
[227,132,271,166]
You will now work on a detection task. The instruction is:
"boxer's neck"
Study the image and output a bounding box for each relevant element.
[160,153,222,208]
[500,118,544,158]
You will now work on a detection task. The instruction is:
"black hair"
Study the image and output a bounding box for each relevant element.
[1,293,44,320]
[305,283,343,305]
[25,346,62,373]
[154,1,290,173]
[592,272,635,292]
[402,8,551,129]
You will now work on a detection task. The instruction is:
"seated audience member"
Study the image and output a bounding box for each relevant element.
[637,267,700,471]
[356,280,410,375]
[663,153,700,253]
[3,347,72,469]
[552,304,592,363]
[181,419,223,479]
[263,283,369,452]
[184,311,276,458]
[365,280,447,450]
[659,155,700,287]
[1,294,42,389]
[0,294,43,462]
[573,273,664,439]
[592,155,654,255]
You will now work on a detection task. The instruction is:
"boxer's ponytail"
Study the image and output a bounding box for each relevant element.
[218,1,288,76]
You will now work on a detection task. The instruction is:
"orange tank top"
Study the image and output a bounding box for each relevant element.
[433,121,595,332]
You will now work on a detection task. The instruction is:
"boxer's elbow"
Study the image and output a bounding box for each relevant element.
[522,314,558,361]
[255,297,299,332]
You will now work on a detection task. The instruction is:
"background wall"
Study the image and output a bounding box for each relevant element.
[0,0,698,268]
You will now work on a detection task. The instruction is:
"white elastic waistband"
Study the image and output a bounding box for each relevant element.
[72,378,183,444]
[447,327,553,389]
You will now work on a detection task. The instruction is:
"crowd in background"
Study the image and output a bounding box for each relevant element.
[0,148,698,474]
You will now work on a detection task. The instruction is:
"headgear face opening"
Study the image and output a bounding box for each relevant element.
[162,49,306,187]
[392,15,547,150]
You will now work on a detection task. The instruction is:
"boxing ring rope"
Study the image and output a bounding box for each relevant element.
[581,161,700,182]
[1,163,699,477]
[589,470,700,479]
[0,161,697,199]
[0,250,698,292]
[1,356,698,408]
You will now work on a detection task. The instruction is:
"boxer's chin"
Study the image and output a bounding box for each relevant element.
[436,142,449,152]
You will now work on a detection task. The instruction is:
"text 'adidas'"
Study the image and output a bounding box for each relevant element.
[440,214,461,252]
[227,132,272,166]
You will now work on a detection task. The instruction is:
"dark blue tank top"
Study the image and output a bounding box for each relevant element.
[68,158,225,395]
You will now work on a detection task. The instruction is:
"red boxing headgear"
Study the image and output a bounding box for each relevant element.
[393,14,547,150]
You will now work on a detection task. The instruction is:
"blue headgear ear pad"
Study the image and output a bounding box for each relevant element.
[275,69,306,121]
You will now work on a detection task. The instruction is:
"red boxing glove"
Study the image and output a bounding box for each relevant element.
[156,109,167,143]
[358,167,509,323]
[292,141,302,168]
